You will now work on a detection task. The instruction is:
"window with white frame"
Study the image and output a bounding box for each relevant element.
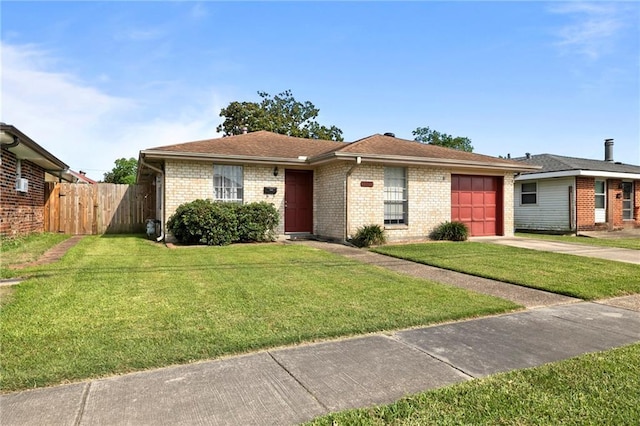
[521,182,537,205]
[595,180,606,209]
[384,167,407,225]
[213,165,243,202]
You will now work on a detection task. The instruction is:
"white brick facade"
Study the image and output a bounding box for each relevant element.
[162,160,516,242]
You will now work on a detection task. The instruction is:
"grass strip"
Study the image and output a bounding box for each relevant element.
[516,232,640,250]
[1,233,70,277]
[0,235,518,392]
[308,343,640,425]
[373,242,640,300]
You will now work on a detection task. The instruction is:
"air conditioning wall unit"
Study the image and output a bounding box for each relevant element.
[16,178,29,193]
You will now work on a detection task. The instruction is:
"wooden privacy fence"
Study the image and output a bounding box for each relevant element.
[44,183,155,235]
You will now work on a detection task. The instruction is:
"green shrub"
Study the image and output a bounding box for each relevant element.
[236,202,279,242]
[352,224,386,248]
[167,200,279,246]
[429,221,469,241]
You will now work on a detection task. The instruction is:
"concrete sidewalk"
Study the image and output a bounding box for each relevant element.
[477,236,640,264]
[300,240,577,309]
[2,302,639,426]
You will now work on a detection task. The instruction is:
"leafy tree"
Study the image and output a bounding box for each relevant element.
[217,90,344,141]
[103,157,138,185]
[412,127,474,152]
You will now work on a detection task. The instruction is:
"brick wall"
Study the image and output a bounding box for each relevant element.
[163,160,518,242]
[0,149,46,237]
[163,160,285,240]
[607,179,623,229]
[576,177,595,230]
[502,173,515,236]
[314,162,349,239]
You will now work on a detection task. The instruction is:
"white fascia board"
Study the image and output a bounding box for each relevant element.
[516,170,640,181]
[140,150,309,166]
[324,152,538,172]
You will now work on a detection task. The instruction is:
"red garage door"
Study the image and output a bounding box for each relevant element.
[451,175,503,236]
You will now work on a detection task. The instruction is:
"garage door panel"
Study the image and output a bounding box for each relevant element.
[472,193,485,204]
[457,207,472,221]
[459,177,472,191]
[484,192,497,204]
[459,192,472,204]
[484,206,497,220]
[451,175,502,237]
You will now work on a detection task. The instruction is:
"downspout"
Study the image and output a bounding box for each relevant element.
[344,156,361,242]
[140,157,165,242]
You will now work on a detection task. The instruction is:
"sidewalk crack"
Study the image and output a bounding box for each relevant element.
[387,334,476,380]
[266,351,330,412]
[73,381,92,426]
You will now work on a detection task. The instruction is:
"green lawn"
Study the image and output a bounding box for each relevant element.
[373,242,640,300]
[308,343,640,425]
[516,232,640,250]
[1,233,70,276]
[0,235,518,392]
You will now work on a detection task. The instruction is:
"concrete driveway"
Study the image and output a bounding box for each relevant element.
[476,236,640,264]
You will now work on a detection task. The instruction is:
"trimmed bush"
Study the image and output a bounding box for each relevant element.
[429,221,469,241]
[352,224,386,248]
[167,200,279,246]
[236,202,280,242]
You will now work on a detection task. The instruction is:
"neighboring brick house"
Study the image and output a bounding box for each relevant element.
[137,131,537,242]
[514,140,640,232]
[1,123,71,237]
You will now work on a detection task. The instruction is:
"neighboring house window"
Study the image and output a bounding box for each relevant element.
[521,182,537,205]
[594,180,606,209]
[213,165,243,202]
[384,167,407,225]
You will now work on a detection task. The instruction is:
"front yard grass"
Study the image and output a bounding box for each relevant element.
[308,343,640,425]
[373,242,640,300]
[0,235,518,392]
[1,233,70,276]
[516,232,640,250]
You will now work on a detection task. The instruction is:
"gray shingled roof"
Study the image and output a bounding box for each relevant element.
[515,154,640,175]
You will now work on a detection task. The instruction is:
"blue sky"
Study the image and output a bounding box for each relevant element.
[2,1,638,180]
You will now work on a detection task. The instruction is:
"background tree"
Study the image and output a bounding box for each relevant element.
[412,127,474,152]
[103,157,138,185]
[217,90,344,141]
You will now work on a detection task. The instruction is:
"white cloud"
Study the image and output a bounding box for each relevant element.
[549,2,631,60]
[1,42,225,181]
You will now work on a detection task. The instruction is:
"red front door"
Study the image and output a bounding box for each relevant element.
[285,170,313,233]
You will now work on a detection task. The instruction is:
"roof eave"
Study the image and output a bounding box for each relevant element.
[313,152,540,172]
[516,169,640,180]
[1,125,69,171]
[139,150,311,166]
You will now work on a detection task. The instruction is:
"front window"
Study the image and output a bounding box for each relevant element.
[521,182,537,205]
[213,165,243,202]
[384,167,407,225]
[595,180,606,209]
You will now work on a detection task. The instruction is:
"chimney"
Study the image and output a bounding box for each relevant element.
[604,139,614,162]
[525,153,531,159]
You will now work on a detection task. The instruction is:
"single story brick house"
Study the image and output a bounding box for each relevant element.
[514,140,640,232]
[1,123,72,237]
[137,131,537,242]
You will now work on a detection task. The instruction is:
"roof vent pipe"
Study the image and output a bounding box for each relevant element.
[383,132,395,137]
[604,139,614,162]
